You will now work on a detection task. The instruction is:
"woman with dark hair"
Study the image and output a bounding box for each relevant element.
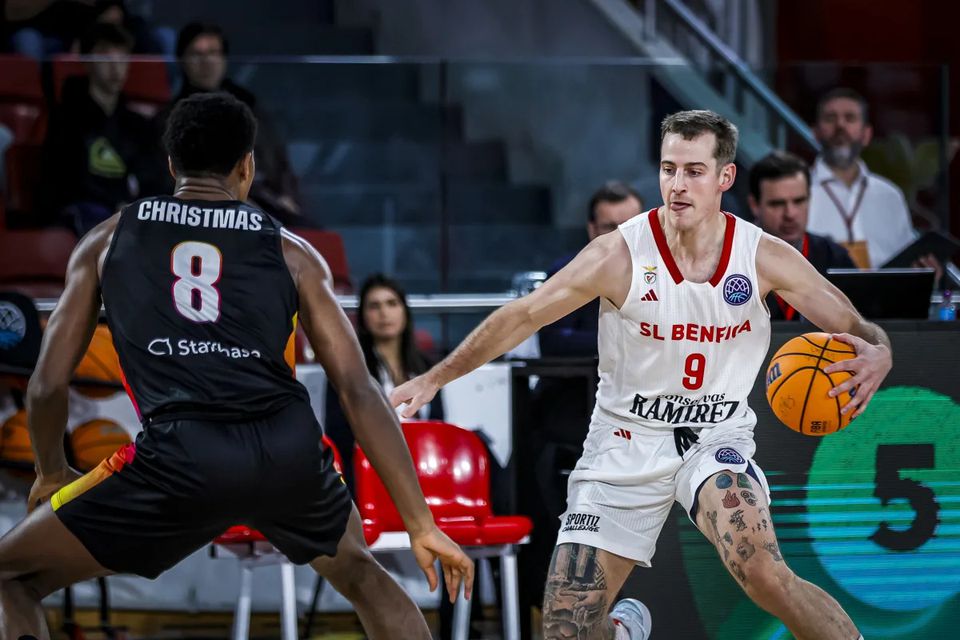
[356,274,438,409]
[336,274,481,637]
[325,274,443,491]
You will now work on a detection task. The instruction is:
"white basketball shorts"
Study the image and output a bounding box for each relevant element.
[556,420,771,566]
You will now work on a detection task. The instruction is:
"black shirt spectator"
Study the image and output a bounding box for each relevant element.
[40,23,162,234]
[748,151,855,320]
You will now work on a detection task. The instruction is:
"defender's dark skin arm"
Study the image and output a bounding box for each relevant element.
[282,230,473,601]
[26,216,118,509]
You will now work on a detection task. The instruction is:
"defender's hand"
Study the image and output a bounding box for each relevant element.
[390,373,440,420]
[28,467,83,513]
[824,333,892,417]
[410,525,475,603]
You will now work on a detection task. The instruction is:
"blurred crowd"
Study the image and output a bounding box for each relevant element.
[0,0,301,235]
[0,1,952,300]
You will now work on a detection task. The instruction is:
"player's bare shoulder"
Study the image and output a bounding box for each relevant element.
[580,220,634,308]
[79,213,122,281]
[757,232,823,295]
[279,228,333,287]
[756,231,809,297]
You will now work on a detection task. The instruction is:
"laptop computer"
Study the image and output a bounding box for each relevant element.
[826,268,935,320]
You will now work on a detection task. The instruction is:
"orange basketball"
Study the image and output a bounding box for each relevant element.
[70,419,131,472]
[74,324,122,398]
[765,332,858,435]
[0,409,34,464]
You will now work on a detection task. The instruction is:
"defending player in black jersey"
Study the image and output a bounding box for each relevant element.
[0,93,473,640]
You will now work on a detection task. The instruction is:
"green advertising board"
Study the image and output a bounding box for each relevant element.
[619,323,959,639]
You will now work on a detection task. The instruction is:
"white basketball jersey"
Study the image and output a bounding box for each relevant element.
[592,209,771,432]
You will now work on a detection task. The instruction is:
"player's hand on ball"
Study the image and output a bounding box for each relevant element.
[390,373,439,419]
[823,333,892,417]
[410,525,475,603]
[28,467,83,513]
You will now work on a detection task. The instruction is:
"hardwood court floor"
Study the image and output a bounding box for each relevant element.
[43,607,532,639]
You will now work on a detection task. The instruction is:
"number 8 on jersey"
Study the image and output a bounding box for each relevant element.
[171,241,222,323]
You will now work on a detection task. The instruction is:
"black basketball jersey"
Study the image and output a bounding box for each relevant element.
[101,195,309,421]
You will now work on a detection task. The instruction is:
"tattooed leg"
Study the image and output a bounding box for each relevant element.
[542,544,635,640]
[695,471,861,640]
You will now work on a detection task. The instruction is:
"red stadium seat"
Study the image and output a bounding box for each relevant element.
[122,57,171,104]
[355,420,531,640]
[289,228,352,293]
[0,228,76,297]
[0,56,42,149]
[4,143,43,219]
[414,328,436,358]
[0,103,45,145]
[0,55,43,103]
[211,435,344,640]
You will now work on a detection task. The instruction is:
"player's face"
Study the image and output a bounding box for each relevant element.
[659,132,735,230]
[363,287,406,341]
[588,195,643,241]
[750,172,810,244]
[182,34,227,91]
[86,45,130,96]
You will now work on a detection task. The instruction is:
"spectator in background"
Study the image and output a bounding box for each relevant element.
[807,87,927,269]
[748,151,854,320]
[157,22,301,222]
[5,0,94,57]
[6,0,167,59]
[538,181,643,356]
[5,0,91,23]
[324,274,443,492]
[39,23,162,235]
[69,0,168,54]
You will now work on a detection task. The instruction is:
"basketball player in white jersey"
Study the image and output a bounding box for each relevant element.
[392,110,891,640]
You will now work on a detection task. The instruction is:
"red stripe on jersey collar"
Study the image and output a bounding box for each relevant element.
[649,208,737,287]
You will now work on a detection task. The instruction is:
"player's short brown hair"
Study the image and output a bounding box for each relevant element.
[660,110,739,168]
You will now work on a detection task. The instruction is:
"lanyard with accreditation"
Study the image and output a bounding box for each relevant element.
[822,177,871,268]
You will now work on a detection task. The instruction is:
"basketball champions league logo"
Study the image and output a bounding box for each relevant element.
[723,274,752,306]
[0,302,26,349]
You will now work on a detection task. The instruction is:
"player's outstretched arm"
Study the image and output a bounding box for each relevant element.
[390,229,632,418]
[282,230,473,602]
[26,217,116,510]
[758,234,892,417]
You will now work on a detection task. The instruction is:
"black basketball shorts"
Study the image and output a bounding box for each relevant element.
[52,400,351,579]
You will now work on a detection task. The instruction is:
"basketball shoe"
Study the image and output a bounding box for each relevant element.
[609,598,652,640]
